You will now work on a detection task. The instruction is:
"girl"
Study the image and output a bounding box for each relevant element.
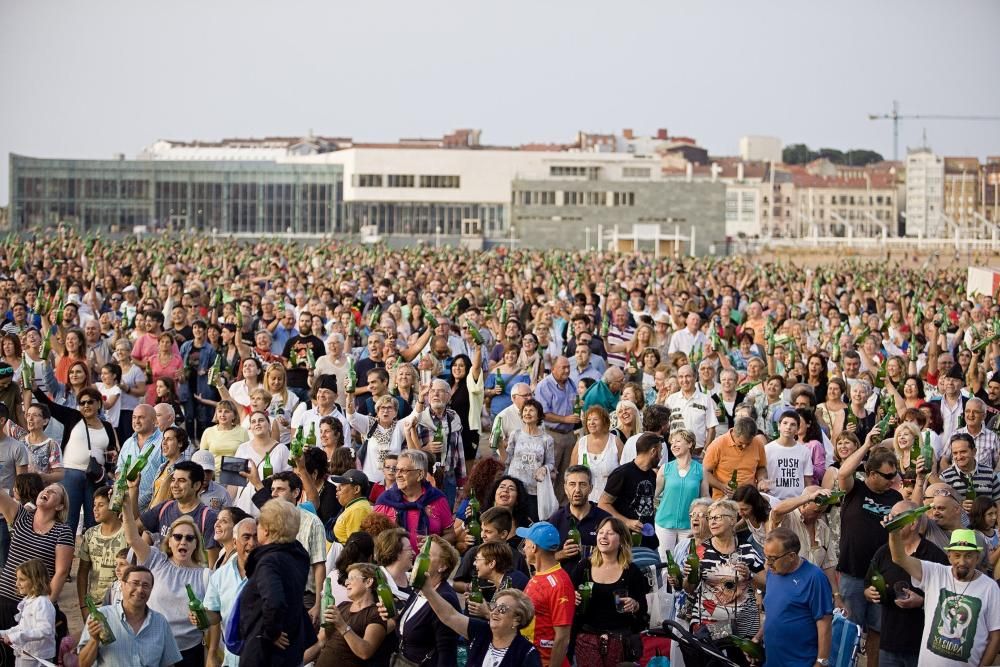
[0,559,55,667]
[154,377,185,427]
[95,362,123,430]
[970,497,1000,570]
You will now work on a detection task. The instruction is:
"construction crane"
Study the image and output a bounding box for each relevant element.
[867,100,1000,161]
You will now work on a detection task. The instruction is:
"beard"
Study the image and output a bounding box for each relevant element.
[953,564,974,581]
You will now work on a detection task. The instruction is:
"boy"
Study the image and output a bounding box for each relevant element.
[764,409,814,500]
[101,548,130,606]
[77,487,127,609]
[452,506,530,593]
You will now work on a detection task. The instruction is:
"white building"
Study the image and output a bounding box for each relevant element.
[905,148,945,237]
[739,136,782,164]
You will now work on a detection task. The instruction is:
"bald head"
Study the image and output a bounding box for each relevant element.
[132,404,156,436]
[154,403,175,432]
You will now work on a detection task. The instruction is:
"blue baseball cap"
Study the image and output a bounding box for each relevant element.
[515,522,561,551]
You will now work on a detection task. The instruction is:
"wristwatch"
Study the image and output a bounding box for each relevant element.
[816,659,830,666]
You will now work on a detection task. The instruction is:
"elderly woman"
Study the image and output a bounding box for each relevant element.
[238,499,316,667]
[683,498,764,643]
[413,573,540,667]
[372,450,454,550]
[503,398,556,522]
[378,535,462,667]
[305,562,388,667]
[845,381,876,444]
[667,498,712,588]
[571,517,650,666]
[345,390,405,487]
[569,406,622,503]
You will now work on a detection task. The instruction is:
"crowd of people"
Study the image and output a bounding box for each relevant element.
[0,227,997,666]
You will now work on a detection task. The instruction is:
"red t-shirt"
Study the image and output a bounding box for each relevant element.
[523,564,575,667]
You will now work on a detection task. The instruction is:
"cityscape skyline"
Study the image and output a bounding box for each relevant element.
[2,0,999,206]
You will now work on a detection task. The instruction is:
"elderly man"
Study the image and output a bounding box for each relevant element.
[950,398,1000,469]
[116,405,165,513]
[864,500,948,667]
[769,487,837,585]
[933,363,968,447]
[667,311,709,356]
[78,565,182,667]
[407,379,467,507]
[153,403,175,435]
[536,356,579,494]
[582,366,624,414]
[496,382,532,443]
[889,525,1000,666]
[83,319,113,382]
[666,364,719,453]
[761,527,833,667]
[199,517,258,667]
[290,375,350,449]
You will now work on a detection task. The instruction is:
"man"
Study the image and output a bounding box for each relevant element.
[864,500,948,667]
[517,522,574,667]
[353,332,386,398]
[0,366,26,432]
[889,526,1000,666]
[83,319,113,382]
[599,432,660,549]
[547,465,610,572]
[667,311,708,356]
[933,363,968,447]
[768,487,837,582]
[604,306,635,368]
[153,403,175,435]
[178,320,215,438]
[564,314,607,361]
[78,565,182,667]
[373,450,455,548]
[568,343,602,387]
[290,375,350,449]
[131,311,175,365]
[581,366,624,414]
[837,432,902,661]
[409,379,468,507]
[697,359,719,397]
[620,404,670,463]
[201,517,258,667]
[666,364,719,453]
[843,351,863,387]
[166,304,193,345]
[453,506,530,593]
[115,405,165,513]
[135,460,220,564]
[192,449,233,512]
[922,482,990,555]
[950,398,1000,469]
[703,416,768,499]
[760,527,833,667]
[429,334,454,382]
[937,433,1000,505]
[966,350,1000,426]
[1,301,30,336]
[764,410,813,500]
[357,367,402,416]
[329,469,372,543]
[77,487,127,611]
[283,311,325,403]
[497,382,532,444]
[536,356,580,498]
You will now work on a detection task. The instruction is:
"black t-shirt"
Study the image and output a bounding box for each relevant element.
[837,479,902,578]
[354,357,386,394]
[283,335,324,388]
[546,503,611,572]
[454,539,530,583]
[870,538,949,654]
[604,462,658,549]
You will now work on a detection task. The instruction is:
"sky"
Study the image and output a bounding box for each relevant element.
[2,0,999,205]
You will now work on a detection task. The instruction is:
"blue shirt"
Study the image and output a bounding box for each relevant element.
[484,371,530,419]
[763,558,833,667]
[204,555,248,667]
[654,460,703,530]
[535,374,578,433]
[78,602,182,667]
[116,429,165,512]
[569,360,603,388]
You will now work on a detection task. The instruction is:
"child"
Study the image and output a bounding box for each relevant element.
[101,548,131,607]
[0,559,55,666]
[95,362,123,429]
[970,496,1000,568]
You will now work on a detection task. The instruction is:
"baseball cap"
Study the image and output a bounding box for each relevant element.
[946,528,982,552]
[122,285,137,293]
[330,469,369,494]
[515,521,561,551]
[191,450,216,473]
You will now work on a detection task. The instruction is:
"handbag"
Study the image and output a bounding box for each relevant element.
[389,653,422,667]
[536,471,558,520]
[83,422,107,485]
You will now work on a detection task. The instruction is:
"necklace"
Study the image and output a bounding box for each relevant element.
[944,570,978,618]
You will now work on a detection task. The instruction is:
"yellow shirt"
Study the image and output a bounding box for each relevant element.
[200,425,249,472]
[334,497,373,544]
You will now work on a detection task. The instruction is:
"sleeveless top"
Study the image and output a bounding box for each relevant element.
[575,433,620,502]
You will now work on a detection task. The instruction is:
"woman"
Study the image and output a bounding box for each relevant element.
[378,535,461,667]
[654,429,708,559]
[199,400,248,473]
[0,484,73,665]
[899,375,926,412]
[846,381,876,444]
[374,526,415,600]
[220,357,264,415]
[816,377,848,441]
[324,532,375,603]
[264,363,299,443]
[410,570,540,667]
[483,475,532,535]
[314,334,350,409]
[683,498,764,643]
[621,382,646,414]
[30,385,117,535]
[571,517,650,667]
[569,407,622,503]
[121,485,208,667]
[46,359,90,409]
[517,333,545,387]
[890,421,923,489]
[146,332,183,405]
[449,343,485,464]
[113,338,146,443]
[668,498,712,584]
[318,416,346,466]
[392,363,418,419]
[372,450,454,550]
[610,399,641,445]
[150,426,190,507]
[733,485,772,557]
[821,431,862,490]
[503,398,556,522]
[215,323,242,387]
[484,344,530,419]
[241,388,281,440]
[21,404,63,485]
[346,393,405,487]
[805,353,828,407]
[230,411,290,517]
[307,563,388,667]
[465,541,523,619]
[53,327,86,385]
[796,407,827,484]
[210,506,250,570]
[638,347,661,396]
[1,334,23,383]
[238,498,316,667]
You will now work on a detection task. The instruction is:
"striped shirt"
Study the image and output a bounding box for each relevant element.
[606,325,634,368]
[0,507,74,601]
[939,462,1000,502]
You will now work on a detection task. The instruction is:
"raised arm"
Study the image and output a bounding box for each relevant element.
[838,429,876,494]
[770,487,825,531]
[418,576,470,639]
[888,522,923,583]
[122,478,151,564]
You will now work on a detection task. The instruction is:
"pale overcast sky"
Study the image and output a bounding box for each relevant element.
[2,0,999,204]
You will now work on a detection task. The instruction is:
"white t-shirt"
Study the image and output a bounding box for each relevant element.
[916,560,1000,666]
[63,423,111,472]
[95,382,122,428]
[764,440,814,500]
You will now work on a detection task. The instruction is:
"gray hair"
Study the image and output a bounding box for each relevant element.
[603,367,625,383]
[154,403,175,422]
[720,368,739,382]
[328,332,345,345]
[732,416,758,440]
[967,397,986,412]
[399,449,428,472]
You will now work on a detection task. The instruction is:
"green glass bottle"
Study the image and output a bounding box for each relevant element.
[664,550,683,585]
[578,567,593,614]
[728,636,765,661]
[494,367,506,393]
[920,431,934,474]
[261,451,273,480]
[581,452,590,468]
[468,576,484,605]
[125,444,155,482]
[85,595,116,645]
[884,504,932,532]
[20,355,33,390]
[467,498,482,544]
[346,357,357,393]
[567,516,582,548]
[321,578,336,631]
[735,379,761,395]
[306,348,316,370]
[685,539,701,588]
[866,564,888,601]
[489,417,503,452]
[423,310,438,330]
[728,469,739,494]
[110,455,131,514]
[186,584,209,630]
[289,426,304,467]
[409,537,433,590]
[375,568,397,619]
[306,423,317,448]
[965,474,978,501]
[814,490,846,507]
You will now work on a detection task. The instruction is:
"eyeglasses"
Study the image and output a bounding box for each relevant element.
[512,393,532,399]
[707,514,736,522]
[78,399,97,406]
[171,533,197,543]
[872,470,897,481]
[125,580,153,590]
[764,551,795,565]
[383,466,398,472]
[395,468,421,477]
[345,574,369,583]
[487,602,512,615]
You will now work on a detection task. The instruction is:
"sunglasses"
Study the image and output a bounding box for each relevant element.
[171,533,197,543]
[872,470,897,481]
[78,399,98,406]
[487,602,512,615]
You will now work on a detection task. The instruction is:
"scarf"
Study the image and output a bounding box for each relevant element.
[378,481,447,537]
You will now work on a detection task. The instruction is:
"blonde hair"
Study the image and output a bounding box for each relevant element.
[589,516,632,569]
[15,559,50,598]
[264,364,290,405]
[427,534,460,578]
[160,515,206,565]
[258,498,300,543]
[892,421,921,462]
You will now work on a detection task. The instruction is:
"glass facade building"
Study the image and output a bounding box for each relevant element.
[9,155,343,235]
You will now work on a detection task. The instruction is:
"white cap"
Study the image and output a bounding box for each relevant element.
[191,450,216,473]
